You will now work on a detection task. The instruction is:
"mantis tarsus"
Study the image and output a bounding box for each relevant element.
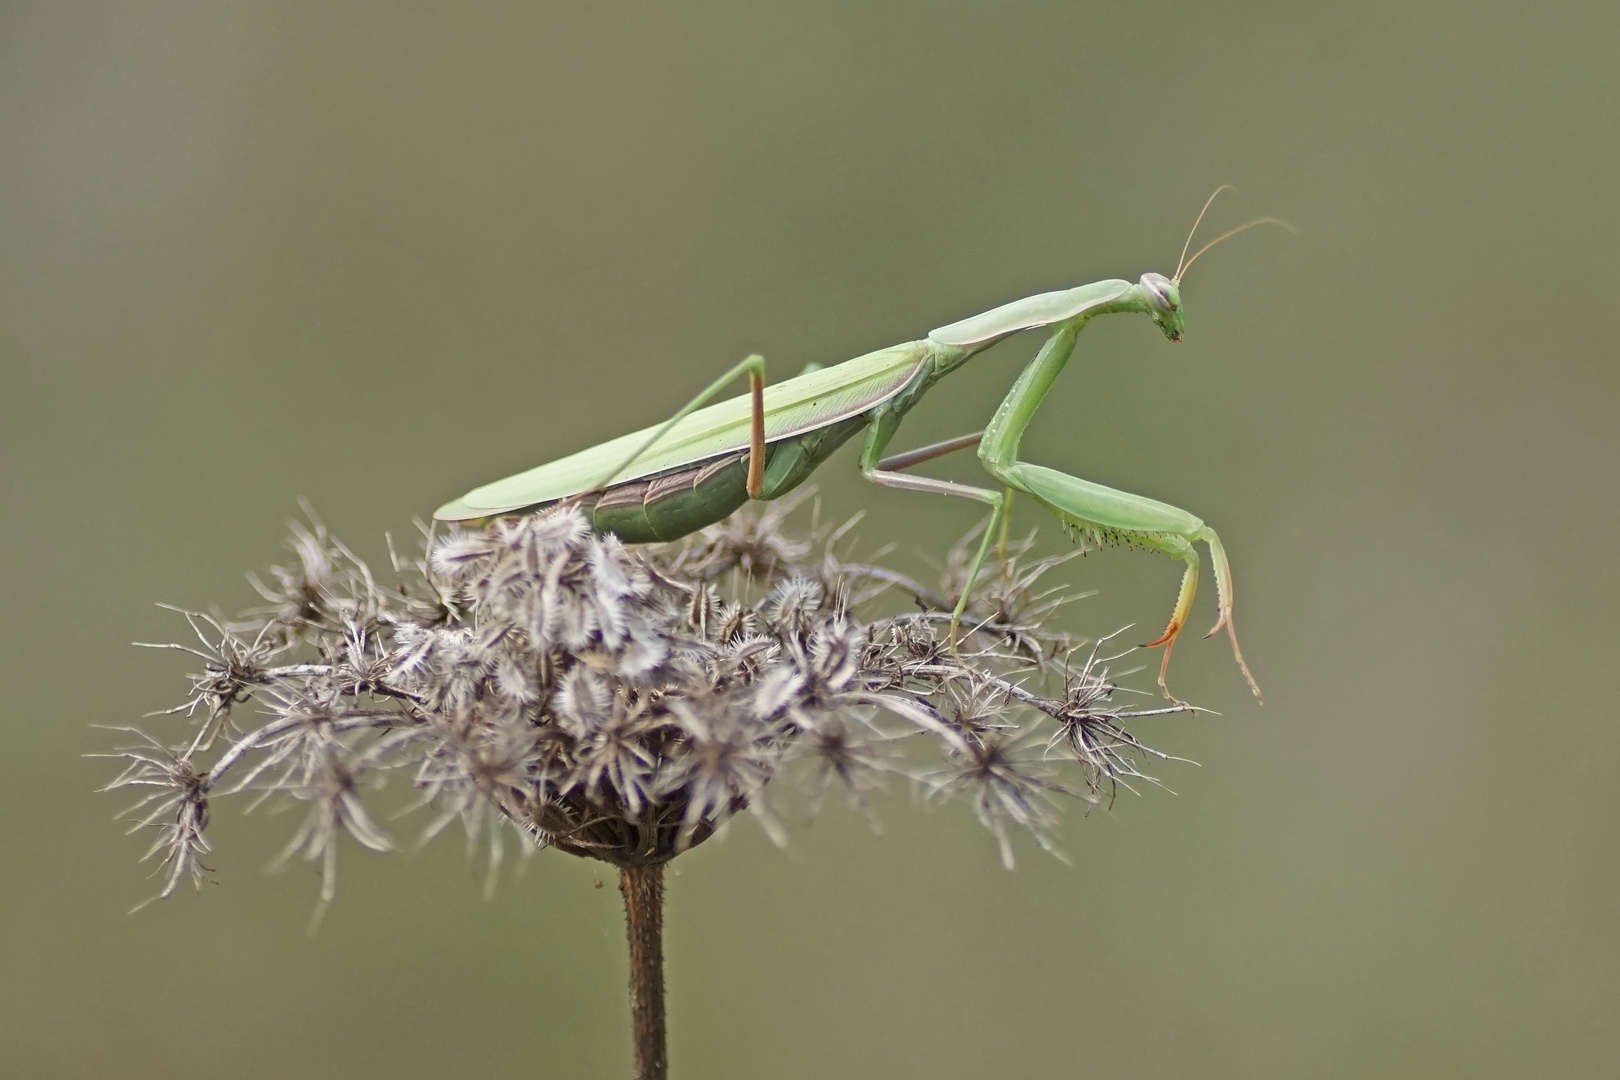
[436,191,1282,703]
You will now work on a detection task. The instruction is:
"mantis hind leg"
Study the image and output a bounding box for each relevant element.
[593,353,768,495]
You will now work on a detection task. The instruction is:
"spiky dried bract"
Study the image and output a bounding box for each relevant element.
[105,496,1196,906]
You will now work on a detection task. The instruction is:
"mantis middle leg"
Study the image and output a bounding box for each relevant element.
[974,321,1262,702]
[858,411,1012,633]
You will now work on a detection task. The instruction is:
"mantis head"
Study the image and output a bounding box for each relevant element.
[1140,272,1185,341]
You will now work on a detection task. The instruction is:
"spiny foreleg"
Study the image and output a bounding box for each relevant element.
[978,462,1263,703]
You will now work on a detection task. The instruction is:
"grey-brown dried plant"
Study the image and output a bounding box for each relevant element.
[102,493,1195,1079]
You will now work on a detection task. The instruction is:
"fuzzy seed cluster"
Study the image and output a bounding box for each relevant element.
[104,495,1193,910]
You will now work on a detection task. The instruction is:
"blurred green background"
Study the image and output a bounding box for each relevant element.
[3,2,1617,1077]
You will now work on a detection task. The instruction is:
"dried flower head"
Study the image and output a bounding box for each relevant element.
[103,495,1195,909]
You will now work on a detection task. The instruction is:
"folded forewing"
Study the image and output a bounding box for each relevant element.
[440,341,933,517]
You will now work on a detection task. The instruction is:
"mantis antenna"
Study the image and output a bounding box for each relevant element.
[1175,184,1236,280]
[1173,185,1294,282]
[1178,217,1295,281]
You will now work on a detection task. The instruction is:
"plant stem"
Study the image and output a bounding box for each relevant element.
[620,863,668,1080]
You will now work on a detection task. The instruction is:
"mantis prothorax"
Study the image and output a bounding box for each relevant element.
[436,191,1284,702]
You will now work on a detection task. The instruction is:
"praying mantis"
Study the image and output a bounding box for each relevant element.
[436,191,1282,703]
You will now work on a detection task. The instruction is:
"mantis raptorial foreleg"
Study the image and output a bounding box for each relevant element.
[971,321,1263,703]
[594,353,768,496]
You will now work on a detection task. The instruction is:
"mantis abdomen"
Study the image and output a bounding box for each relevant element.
[573,414,869,543]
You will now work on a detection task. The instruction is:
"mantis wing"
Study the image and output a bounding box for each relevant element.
[436,341,933,519]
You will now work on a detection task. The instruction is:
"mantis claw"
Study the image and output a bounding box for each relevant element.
[1141,613,1190,704]
[1152,633,1189,708]
[1141,622,1180,650]
[1198,527,1263,702]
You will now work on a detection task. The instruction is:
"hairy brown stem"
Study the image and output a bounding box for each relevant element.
[620,864,668,1080]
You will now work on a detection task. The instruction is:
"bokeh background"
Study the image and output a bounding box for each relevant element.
[3,3,1617,1077]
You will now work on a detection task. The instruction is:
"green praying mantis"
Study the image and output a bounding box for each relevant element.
[436,190,1283,703]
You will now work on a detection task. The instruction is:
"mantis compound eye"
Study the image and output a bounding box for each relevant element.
[1140,272,1179,315]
